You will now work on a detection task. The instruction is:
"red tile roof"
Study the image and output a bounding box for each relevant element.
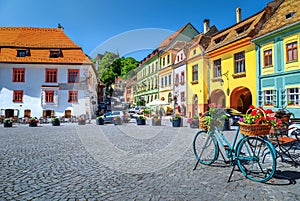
[0,27,91,64]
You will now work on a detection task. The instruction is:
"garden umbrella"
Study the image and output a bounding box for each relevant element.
[146,99,169,107]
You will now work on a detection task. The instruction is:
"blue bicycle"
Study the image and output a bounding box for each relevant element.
[193,124,277,183]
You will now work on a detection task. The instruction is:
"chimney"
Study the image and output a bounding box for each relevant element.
[236,7,241,23]
[203,19,210,34]
[58,23,64,32]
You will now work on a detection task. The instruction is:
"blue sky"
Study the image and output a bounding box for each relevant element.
[0,0,271,61]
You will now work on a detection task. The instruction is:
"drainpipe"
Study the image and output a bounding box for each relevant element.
[255,44,261,107]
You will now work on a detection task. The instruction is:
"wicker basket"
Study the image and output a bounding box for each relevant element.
[238,122,271,136]
[238,107,272,136]
[199,117,208,130]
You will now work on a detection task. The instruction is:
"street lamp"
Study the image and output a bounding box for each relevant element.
[220,70,230,96]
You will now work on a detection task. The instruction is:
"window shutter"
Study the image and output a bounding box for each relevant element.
[273,90,278,107]
[258,90,263,106]
[281,89,286,107]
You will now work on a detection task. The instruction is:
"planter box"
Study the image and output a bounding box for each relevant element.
[52,120,60,126]
[137,119,146,125]
[4,122,12,127]
[152,119,161,126]
[96,118,104,125]
[172,118,182,127]
[29,122,38,127]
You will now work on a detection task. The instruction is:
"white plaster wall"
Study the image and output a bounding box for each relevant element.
[0,63,93,118]
[174,64,187,106]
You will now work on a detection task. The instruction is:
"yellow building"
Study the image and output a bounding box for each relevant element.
[205,6,279,113]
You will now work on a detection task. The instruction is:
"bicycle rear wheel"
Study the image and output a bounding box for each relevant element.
[236,136,276,183]
[193,130,219,165]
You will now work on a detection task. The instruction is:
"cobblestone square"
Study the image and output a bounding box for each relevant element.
[0,120,300,200]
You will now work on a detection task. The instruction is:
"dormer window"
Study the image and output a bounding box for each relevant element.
[286,12,296,20]
[49,49,63,58]
[236,22,252,35]
[214,34,228,44]
[16,49,30,57]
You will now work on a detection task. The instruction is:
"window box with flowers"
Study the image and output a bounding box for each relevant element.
[151,115,161,126]
[96,116,104,125]
[137,116,146,125]
[264,102,273,106]
[27,117,39,127]
[238,105,281,136]
[187,116,199,128]
[4,118,13,128]
[51,117,60,126]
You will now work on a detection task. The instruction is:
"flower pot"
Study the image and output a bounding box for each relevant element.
[114,119,122,125]
[137,119,146,125]
[190,120,199,128]
[172,118,181,127]
[29,122,37,127]
[52,120,60,126]
[4,122,12,127]
[152,119,161,126]
[78,120,86,125]
[97,118,104,125]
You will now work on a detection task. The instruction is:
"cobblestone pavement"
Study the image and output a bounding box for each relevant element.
[0,119,300,201]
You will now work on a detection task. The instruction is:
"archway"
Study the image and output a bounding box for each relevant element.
[230,87,252,113]
[210,89,226,108]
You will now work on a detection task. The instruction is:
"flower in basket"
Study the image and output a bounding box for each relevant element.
[151,115,160,123]
[187,115,199,124]
[204,103,228,130]
[239,105,281,129]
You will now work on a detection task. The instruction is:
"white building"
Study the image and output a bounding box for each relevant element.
[0,27,98,120]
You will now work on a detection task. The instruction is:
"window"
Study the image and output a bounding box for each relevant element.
[180,71,185,84]
[286,12,296,20]
[234,52,245,73]
[16,49,30,57]
[286,42,298,62]
[193,49,196,55]
[162,58,165,66]
[13,68,25,82]
[49,50,62,58]
[13,90,23,102]
[68,69,79,83]
[263,49,272,67]
[168,75,171,85]
[167,55,170,64]
[161,77,164,87]
[45,69,57,83]
[68,91,78,103]
[175,74,179,85]
[264,90,274,105]
[213,59,221,78]
[192,64,198,81]
[180,91,185,102]
[165,76,167,86]
[287,88,299,105]
[45,90,54,103]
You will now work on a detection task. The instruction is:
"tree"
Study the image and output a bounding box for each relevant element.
[121,57,139,79]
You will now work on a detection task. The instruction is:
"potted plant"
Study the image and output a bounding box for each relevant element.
[113,116,122,125]
[187,115,199,128]
[77,117,86,125]
[137,115,146,125]
[151,115,161,126]
[51,117,60,126]
[96,116,104,125]
[27,117,39,127]
[4,118,13,127]
[171,114,181,127]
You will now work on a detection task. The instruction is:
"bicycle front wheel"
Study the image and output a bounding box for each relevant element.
[236,136,276,183]
[193,130,219,165]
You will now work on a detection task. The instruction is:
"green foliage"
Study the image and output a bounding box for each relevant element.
[138,116,146,120]
[136,100,143,106]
